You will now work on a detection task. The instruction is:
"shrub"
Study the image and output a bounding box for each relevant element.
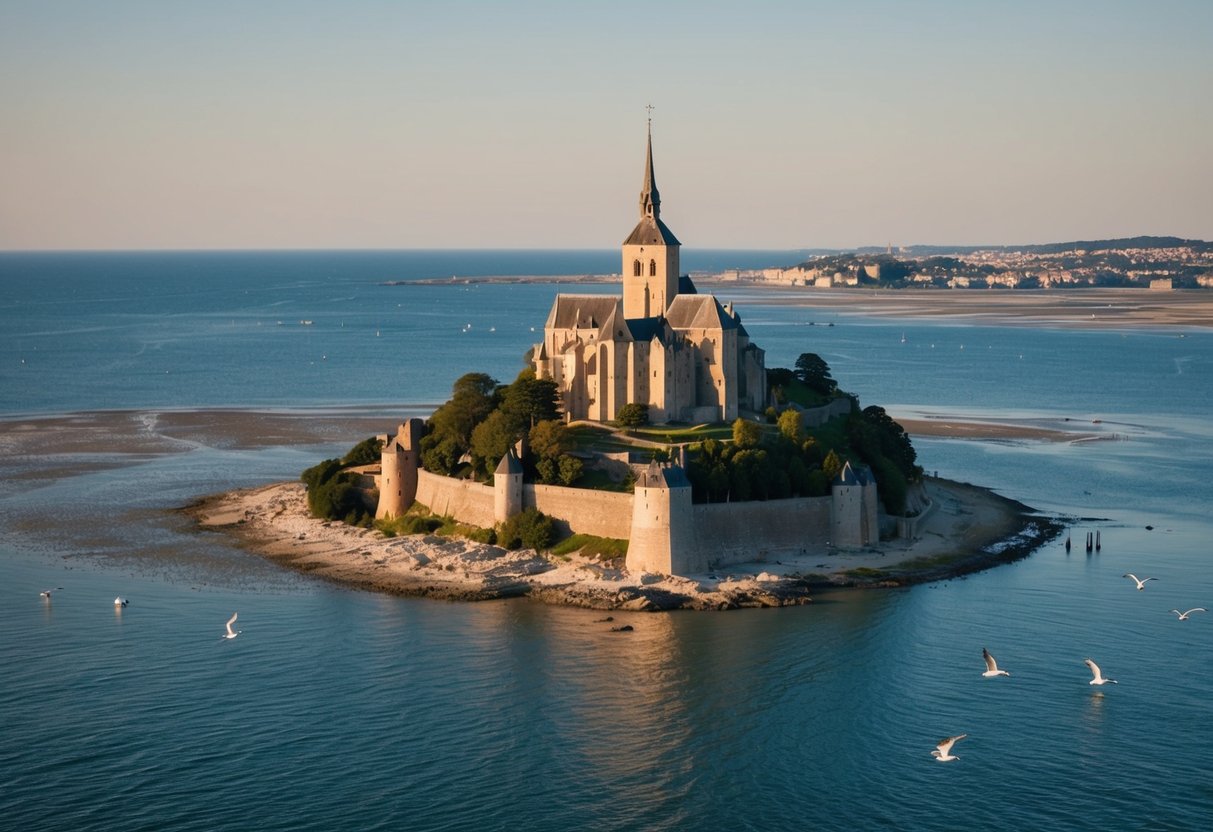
[497,508,556,551]
[342,436,384,466]
[557,454,584,486]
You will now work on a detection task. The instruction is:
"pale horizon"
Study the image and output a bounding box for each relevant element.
[2,0,1210,252]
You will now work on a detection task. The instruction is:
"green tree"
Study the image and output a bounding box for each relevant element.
[558,455,584,486]
[777,409,803,443]
[794,353,837,396]
[707,463,730,502]
[469,410,517,477]
[822,449,844,483]
[419,435,463,475]
[500,372,560,430]
[732,417,761,449]
[615,402,650,431]
[421,372,500,473]
[436,372,499,443]
[342,436,384,466]
[529,419,570,461]
[856,405,921,482]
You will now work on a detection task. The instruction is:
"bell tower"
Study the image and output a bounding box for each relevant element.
[622,114,681,320]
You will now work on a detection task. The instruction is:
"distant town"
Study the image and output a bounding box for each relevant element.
[718,236,1213,291]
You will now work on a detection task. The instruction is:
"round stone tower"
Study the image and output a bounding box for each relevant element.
[375,419,424,520]
[493,447,524,524]
[626,461,694,575]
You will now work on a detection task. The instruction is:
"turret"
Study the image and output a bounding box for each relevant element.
[831,461,877,547]
[626,461,694,575]
[493,447,524,523]
[375,418,424,520]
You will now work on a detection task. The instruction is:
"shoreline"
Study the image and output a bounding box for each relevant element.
[389,276,1213,330]
[185,477,1063,611]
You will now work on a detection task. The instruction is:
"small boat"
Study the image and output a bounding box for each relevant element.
[300,320,313,326]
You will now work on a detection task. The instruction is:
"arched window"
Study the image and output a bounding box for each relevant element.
[633,259,642,277]
[649,259,657,277]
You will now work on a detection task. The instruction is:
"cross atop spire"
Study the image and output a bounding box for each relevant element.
[640,111,661,221]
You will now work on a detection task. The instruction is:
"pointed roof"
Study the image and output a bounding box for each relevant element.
[544,294,622,332]
[640,122,661,221]
[636,461,690,489]
[834,461,871,486]
[495,447,523,476]
[623,121,680,246]
[664,295,739,331]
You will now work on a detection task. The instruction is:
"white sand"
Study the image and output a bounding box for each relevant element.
[191,476,1051,610]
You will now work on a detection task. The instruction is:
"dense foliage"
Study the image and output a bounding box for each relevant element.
[690,355,923,514]
[686,430,831,504]
[342,435,384,466]
[497,507,556,551]
[300,438,380,525]
[420,369,582,485]
[847,405,923,514]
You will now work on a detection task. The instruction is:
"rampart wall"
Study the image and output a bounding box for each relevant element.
[802,397,854,428]
[415,469,496,529]
[688,497,833,572]
[526,484,633,539]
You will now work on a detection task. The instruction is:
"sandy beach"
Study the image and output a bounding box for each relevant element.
[188,476,1060,611]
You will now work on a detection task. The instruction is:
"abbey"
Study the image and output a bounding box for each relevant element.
[532,126,767,423]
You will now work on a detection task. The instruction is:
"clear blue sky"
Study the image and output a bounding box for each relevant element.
[2,0,1210,250]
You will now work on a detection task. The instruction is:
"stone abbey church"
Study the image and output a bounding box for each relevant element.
[532,127,766,423]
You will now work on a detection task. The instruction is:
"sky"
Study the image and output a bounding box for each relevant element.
[1,0,1210,251]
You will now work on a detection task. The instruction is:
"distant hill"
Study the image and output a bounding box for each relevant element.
[849,236,1213,256]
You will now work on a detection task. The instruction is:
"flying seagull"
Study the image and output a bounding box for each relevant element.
[931,734,967,762]
[1170,608,1207,621]
[1122,573,1158,591]
[1084,658,1117,685]
[220,612,241,640]
[982,648,1010,677]
[114,597,128,607]
[40,587,63,599]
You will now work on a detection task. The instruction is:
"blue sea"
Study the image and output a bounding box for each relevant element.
[2,251,1211,831]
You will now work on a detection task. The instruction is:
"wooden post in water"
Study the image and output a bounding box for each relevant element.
[1095,530,1101,551]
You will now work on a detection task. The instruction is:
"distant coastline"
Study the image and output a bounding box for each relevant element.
[386,277,1213,330]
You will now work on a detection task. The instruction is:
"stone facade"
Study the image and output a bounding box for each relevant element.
[373,423,882,578]
[532,126,766,423]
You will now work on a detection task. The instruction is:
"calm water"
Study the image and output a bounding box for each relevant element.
[2,252,1211,830]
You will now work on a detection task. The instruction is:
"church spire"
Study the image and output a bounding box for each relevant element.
[639,114,661,221]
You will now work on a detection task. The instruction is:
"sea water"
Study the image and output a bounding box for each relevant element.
[1,251,1211,831]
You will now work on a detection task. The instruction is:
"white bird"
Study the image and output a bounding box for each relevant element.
[40,587,62,599]
[221,612,241,640]
[1123,573,1158,590]
[1170,608,1207,621]
[982,648,1010,677]
[931,734,967,762]
[114,597,128,607]
[1084,658,1117,685]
